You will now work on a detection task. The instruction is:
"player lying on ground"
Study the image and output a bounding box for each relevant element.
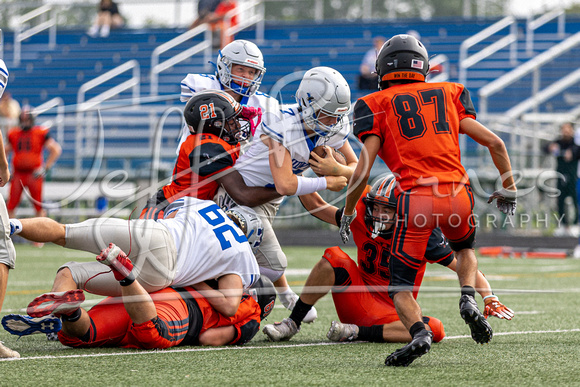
[262,175,513,343]
[2,249,276,349]
[10,197,262,317]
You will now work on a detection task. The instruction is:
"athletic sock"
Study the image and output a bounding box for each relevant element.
[289,298,312,328]
[409,321,428,339]
[461,285,476,298]
[60,308,82,322]
[358,325,383,342]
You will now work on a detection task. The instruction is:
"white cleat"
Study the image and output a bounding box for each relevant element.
[278,291,318,324]
[0,341,20,359]
[327,321,359,342]
[262,318,299,342]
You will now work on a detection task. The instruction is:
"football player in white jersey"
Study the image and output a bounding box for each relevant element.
[177,39,281,151]
[222,67,358,322]
[10,198,262,318]
[0,41,20,358]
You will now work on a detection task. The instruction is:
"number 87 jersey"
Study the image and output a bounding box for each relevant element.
[352,82,477,192]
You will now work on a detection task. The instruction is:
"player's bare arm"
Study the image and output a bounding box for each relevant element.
[216,168,281,207]
[344,135,381,216]
[460,118,515,190]
[298,192,340,226]
[193,273,243,317]
[264,135,346,195]
[0,135,10,187]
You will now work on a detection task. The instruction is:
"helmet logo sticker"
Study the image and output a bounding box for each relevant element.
[411,59,424,69]
[199,103,218,120]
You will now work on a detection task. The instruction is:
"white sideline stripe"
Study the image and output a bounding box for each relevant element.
[444,328,580,340]
[1,328,579,362]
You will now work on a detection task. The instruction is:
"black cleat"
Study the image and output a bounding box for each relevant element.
[460,294,493,344]
[385,330,432,367]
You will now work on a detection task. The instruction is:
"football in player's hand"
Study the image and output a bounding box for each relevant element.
[309,146,347,177]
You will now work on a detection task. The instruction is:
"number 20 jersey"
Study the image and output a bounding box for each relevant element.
[353,82,477,192]
[157,197,260,290]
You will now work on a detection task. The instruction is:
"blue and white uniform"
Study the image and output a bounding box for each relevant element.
[228,104,351,276]
[61,197,260,296]
[177,73,281,152]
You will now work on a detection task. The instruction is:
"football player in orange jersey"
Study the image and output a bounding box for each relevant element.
[262,175,513,343]
[6,106,61,218]
[2,250,276,350]
[339,34,517,366]
[140,90,280,220]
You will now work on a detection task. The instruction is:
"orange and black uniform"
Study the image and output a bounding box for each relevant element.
[353,82,477,298]
[7,125,51,213]
[323,186,453,342]
[58,286,261,349]
[141,133,239,219]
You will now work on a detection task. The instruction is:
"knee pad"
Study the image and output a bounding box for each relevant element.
[259,266,284,283]
[423,316,445,343]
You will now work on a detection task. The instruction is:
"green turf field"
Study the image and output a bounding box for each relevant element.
[2,244,580,386]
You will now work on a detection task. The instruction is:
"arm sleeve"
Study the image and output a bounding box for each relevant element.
[190,141,235,177]
[353,99,381,143]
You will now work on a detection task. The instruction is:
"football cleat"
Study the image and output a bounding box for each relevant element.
[327,321,359,342]
[27,289,85,318]
[96,243,134,281]
[385,330,432,367]
[262,318,299,342]
[2,314,62,337]
[278,291,318,324]
[0,341,20,359]
[459,294,493,344]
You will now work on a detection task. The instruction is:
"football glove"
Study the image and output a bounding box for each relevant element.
[339,210,356,244]
[487,188,517,215]
[483,296,514,320]
[33,167,47,178]
[0,59,8,99]
[239,106,262,136]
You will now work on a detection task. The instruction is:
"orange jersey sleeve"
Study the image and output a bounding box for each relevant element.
[162,133,239,201]
[8,126,50,171]
[353,82,476,191]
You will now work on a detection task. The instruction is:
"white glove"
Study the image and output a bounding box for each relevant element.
[487,187,517,215]
[0,59,8,99]
[339,210,356,244]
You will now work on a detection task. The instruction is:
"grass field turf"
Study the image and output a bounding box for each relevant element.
[1,244,580,386]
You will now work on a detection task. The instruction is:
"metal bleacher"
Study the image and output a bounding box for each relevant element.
[2,15,580,221]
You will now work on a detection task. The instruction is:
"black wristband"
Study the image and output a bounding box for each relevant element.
[120,272,136,287]
[335,207,345,226]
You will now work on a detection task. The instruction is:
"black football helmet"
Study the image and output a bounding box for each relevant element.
[375,34,429,90]
[247,276,276,320]
[362,174,398,239]
[183,90,250,145]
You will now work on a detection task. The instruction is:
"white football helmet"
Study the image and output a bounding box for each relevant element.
[216,40,266,97]
[226,205,264,252]
[0,59,7,99]
[295,66,351,138]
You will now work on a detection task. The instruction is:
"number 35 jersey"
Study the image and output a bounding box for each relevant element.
[157,197,260,290]
[353,82,477,192]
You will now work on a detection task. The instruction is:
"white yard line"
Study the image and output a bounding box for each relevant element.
[1,328,579,362]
